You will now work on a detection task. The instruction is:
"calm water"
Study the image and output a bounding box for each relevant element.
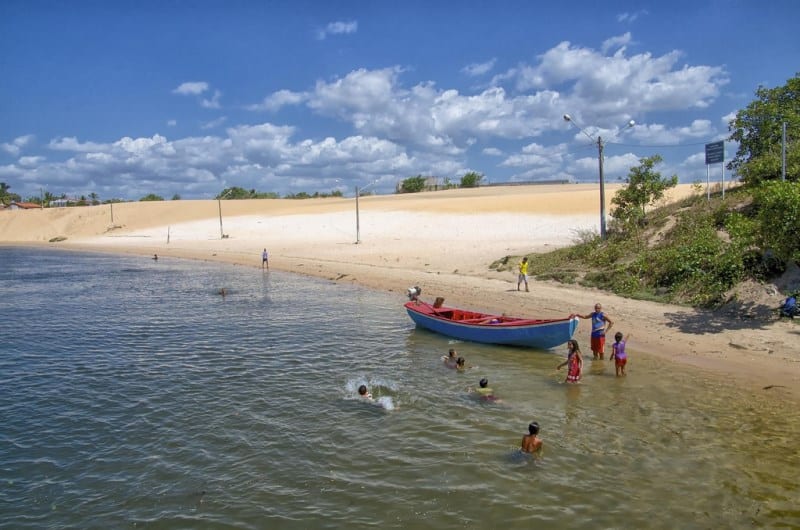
[1,247,798,529]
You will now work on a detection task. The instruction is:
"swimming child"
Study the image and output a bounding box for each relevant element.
[456,356,467,371]
[610,332,630,376]
[358,384,372,399]
[520,421,543,453]
[473,377,499,402]
[443,348,458,368]
[556,339,583,383]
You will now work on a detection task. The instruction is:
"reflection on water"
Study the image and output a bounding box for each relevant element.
[0,247,798,529]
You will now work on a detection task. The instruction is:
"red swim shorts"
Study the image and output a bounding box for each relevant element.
[590,335,606,354]
[615,357,627,368]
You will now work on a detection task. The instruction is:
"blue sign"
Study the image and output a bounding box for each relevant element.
[705,141,724,165]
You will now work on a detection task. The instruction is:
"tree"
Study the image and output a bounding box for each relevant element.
[460,171,484,188]
[139,193,164,201]
[89,192,100,205]
[727,73,799,184]
[171,193,182,200]
[611,155,678,227]
[0,182,10,205]
[398,175,426,193]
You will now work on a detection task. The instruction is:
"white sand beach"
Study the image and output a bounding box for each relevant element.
[2,183,798,401]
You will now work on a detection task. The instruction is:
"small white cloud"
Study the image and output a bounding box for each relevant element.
[201,116,228,130]
[617,10,648,23]
[172,81,209,95]
[1,134,34,156]
[167,119,177,127]
[601,32,632,54]
[247,89,307,112]
[462,58,497,77]
[18,155,45,167]
[317,20,358,40]
[482,147,503,156]
[201,90,222,109]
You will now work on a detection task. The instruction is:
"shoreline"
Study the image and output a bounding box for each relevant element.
[3,183,798,402]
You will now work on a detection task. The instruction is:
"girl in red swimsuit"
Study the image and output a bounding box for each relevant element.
[557,339,583,383]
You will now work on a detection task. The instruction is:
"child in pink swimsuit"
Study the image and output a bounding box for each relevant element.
[610,332,629,376]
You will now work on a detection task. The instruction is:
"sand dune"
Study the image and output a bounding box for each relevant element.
[3,183,797,401]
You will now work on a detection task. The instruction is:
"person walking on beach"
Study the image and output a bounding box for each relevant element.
[517,257,529,292]
[521,421,543,454]
[573,303,613,359]
[610,332,630,377]
[261,248,269,270]
[557,339,583,383]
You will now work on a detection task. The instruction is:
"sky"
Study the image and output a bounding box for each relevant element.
[1,0,798,201]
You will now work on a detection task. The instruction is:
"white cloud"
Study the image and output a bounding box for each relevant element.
[1,134,34,156]
[247,89,307,111]
[482,147,503,156]
[201,89,222,109]
[492,37,727,121]
[617,10,648,23]
[629,119,715,144]
[49,137,111,152]
[167,119,177,127]
[201,116,228,130]
[172,81,209,95]
[18,156,44,167]
[601,32,632,54]
[462,58,497,77]
[317,20,358,40]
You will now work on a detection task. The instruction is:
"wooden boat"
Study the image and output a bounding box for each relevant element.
[404,297,578,350]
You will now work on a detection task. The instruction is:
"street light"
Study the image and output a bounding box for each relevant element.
[563,114,635,238]
[218,189,233,239]
[355,180,378,244]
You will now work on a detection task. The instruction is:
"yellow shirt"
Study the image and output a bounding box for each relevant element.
[518,261,529,275]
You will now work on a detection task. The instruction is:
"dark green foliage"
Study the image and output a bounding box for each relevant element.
[139,193,164,201]
[460,171,484,188]
[399,175,427,193]
[752,180,800,262]
[727,73,799,184]
[611,154,678,228]
[514,183,796,308]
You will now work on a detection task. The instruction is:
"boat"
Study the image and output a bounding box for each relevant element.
[404,288,578,350]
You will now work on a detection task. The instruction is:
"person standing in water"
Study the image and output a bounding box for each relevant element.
[443,348,458,368]
[610,332,630,377]
[261,248,269,270]
[521,421,543,453]
[574,303,613,359]
[557,339,583,383]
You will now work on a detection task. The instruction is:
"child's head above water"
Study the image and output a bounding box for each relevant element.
[528,421,540,435]
[358,385,368,396]
[479,377,488,388]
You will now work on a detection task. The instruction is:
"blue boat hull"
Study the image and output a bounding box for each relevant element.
[405,301,578,350]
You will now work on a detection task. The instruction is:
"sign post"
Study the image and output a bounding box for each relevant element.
[704,141,725,199]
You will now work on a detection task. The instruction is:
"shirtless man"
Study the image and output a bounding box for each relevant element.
[521,421,542,453]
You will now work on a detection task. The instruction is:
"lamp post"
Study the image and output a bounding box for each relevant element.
[563,114,635,238]
[782,120,787,181]
[218,189,232,239]
[355,180,378,244]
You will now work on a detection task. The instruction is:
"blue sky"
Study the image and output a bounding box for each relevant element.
[1,1,798,201]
